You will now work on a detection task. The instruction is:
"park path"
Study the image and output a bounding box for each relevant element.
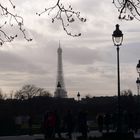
[0,135,44,140]
[0,131,140,140]
[0,131,102,140]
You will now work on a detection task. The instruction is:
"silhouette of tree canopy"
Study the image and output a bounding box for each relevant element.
[14,84,51,100]
[113,0,140,21]
[121,89,133,96]
[0,89,4,100]
[0,88,7,100]
[0,0,32,46]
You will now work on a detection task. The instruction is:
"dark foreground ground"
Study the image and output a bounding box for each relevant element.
[1,131,140,140]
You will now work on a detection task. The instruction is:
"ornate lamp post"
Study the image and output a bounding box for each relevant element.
[57,82,61,97]
[136,78,140,96]
[136,60,140,77]
[112,24,123,133]
[136,60,140,106]
[77,92,80,101]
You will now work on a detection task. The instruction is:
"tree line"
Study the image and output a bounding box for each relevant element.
[0,84,52,100]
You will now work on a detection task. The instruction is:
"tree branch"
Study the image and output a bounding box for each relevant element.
[0,0,32,46]
[113,0,140,21]
[36,0,86,37]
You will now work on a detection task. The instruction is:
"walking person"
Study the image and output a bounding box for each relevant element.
[14,114,22,135]
[55,110,62,138]
[96,114,104,133]
[78,110,88,139]
[43,111,56,140]
[64,110,75,139]
[104,113,111,133]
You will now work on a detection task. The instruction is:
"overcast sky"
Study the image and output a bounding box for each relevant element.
[1,0,140,98]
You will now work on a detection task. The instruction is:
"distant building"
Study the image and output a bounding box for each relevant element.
[54,43,67,98]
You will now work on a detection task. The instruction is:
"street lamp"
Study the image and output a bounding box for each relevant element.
[57,82,61,97]
[136,60,140,106]
[136,77,140,108]
[136,60,140,77]
[136,77,140,96]
[112,24,123,133]
[77,92,80,101]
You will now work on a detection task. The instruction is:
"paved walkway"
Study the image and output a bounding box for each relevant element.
[0,131,140,140]
[0,131,102,140]
[0,135,43,140]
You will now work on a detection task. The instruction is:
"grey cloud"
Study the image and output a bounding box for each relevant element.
[63,47,102,65]
[76,0,112,22]
[87,65,116,78]
[120,42,140,63]
[73,0,103,15]
[127,28,140,33]
[0,50,46,74]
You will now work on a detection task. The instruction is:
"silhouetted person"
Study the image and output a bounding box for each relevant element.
[64,110,74,139]
[133,112,140,133]
[112,112,117,131]
[97,114,103,133]
[122,111,129,133]
[54,110,62,138]
[78,111,88,139]
[128,113,134,132]
[43,111,49,139]
[43,111,56,139]
[104,113,111,133]
[14,114,22,135]
[28,114,33,135]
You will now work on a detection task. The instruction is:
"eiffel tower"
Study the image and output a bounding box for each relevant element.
[54,42,67,98]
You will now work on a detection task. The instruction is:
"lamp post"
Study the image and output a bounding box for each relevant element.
[57,82,61,97]
[136,60,140,106]
[112,24,123,133]
[77,92,80,101]
[136,77,140,96]
[136,78,140,110]
[136,60,140,78]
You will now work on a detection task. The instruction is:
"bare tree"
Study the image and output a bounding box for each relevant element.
[14,84,51,100]
[36,0,86,37]
[37,88,52,97]
[113,0,140,21]
[0,89,4,99]
[14,84,38,99]
[121,89,133,96]
[0,88,7,100]
[0,0,32,45]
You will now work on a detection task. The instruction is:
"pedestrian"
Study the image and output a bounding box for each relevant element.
[64,110,74,139]
[28,114,33,135]
[14,114,22,135]
[43,111,56,139]
[55,110,62,138]
[78,110,88,139]
[96,114,104,133]
[104,113,111,133]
